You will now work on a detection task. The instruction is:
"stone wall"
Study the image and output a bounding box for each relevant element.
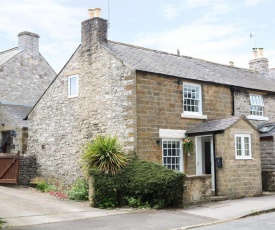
[28,44,137,183]
[183,175,212,206]
[260,137,275,191]
[0,106,29,155]
[19,154,37,185]
[136,72,232,164]
[215,119,262,198]
[234,89,275,126]
[0,49,56,106]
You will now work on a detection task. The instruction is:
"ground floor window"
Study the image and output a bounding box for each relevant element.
[235,134,252,159]
[162,139,183,172]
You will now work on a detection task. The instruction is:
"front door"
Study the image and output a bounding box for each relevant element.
[196,135,215,191]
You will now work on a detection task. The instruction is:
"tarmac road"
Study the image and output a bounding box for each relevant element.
[7,210,215,230]
[194,211,275,230]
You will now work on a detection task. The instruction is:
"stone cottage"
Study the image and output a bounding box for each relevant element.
[27,10,275,199]
[0,31,56,155]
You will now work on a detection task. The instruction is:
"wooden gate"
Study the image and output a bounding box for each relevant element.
[0,151,20,185]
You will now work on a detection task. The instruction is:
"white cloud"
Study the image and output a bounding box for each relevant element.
[133,22,246,65]
[244,0,269,6]
[162,4,181,20]
[0,0,86,72]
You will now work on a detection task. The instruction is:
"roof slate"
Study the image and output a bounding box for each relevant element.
[0,48,21,66]
[101,41,275,92]
[186,116,242,135]
[3,104,32,127]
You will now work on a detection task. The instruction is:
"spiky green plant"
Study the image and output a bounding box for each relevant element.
[82,135,128,175]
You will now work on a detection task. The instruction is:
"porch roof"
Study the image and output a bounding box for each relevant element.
[186,116,243,136]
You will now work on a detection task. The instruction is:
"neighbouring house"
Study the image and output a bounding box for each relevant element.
[27,9,275,200]
[0,31,56,156]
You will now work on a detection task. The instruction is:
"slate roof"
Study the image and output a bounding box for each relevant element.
[101,41,275,92]
[258,122,275,137]
[270,69,275,79]
[0,47,21,66]
[186,116,246,135]
[2,104,32,127]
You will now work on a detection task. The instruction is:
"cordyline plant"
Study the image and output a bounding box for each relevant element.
[82,135,128,175]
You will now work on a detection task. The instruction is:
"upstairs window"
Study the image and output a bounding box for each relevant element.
[183,83,202,114]
[235,134,252,159]
[250,94,264,116]
[68,75,78,98]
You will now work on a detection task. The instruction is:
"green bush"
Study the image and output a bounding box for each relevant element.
[36,181,50,192]
[91,159,185,209]
[0,218,6,228]
[82,135,128,175]
[68,179,89,201]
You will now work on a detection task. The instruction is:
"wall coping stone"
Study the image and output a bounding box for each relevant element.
[186,174,212,179]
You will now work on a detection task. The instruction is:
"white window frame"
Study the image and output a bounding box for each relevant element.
[181,83,207,119]
[162,139,183,172]
[182,83,203,116]
[68,74,78,98]
[246,93,269,121]
[249,94,264,117]
[235,134,252,159]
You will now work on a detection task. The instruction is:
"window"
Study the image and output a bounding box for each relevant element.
[183,83,202,114]
[250,94,264,116]
[68,75,78,98]
[235,134,252,159]
[162,139,183,172]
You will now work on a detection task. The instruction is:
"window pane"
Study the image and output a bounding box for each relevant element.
[183,84,201,113]
[69,76,78,96]
[235,135,251,158]
[162,140,182,171]
[244,137,250,156]
[250,95,264,116]
[236,137,242,156]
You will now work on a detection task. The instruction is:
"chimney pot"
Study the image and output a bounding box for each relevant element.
[88,9,94,18]
[252,48,258,59]
[258,48,264,57]
[81,9,108,49]
[229,61,234,67]
[94,8,101,17]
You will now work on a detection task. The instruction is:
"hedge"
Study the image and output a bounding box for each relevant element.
[91,159,185,209]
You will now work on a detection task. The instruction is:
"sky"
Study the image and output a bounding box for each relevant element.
[0,0,275,73]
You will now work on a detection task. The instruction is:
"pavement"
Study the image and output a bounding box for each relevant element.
[1,185,275,229]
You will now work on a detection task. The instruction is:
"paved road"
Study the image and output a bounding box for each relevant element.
[7,210,215,230]
[194,211,275,230]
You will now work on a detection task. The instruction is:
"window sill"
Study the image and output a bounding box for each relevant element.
[246,115,269,121]
[181,113,208,120]
[68,95,78,98]
[235,157,254,160]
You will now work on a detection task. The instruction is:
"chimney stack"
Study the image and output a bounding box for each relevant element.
[81,8,108,49]
[249,48,269,77]
[18,31,39,52]
[229,61,234,67]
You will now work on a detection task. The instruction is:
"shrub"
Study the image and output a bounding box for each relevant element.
[36,181,50,192]
[82,135,128,175]
[91,159,185,209]
[68,178,89,201]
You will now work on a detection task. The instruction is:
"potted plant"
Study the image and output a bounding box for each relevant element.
[182,137,194,154]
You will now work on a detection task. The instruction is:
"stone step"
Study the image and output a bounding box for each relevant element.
[210,196,228,202]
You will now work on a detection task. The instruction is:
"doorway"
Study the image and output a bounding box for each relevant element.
[195,135,215,191]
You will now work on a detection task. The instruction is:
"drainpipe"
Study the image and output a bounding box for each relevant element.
[230,87,235,116]
[213,134,217,196]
